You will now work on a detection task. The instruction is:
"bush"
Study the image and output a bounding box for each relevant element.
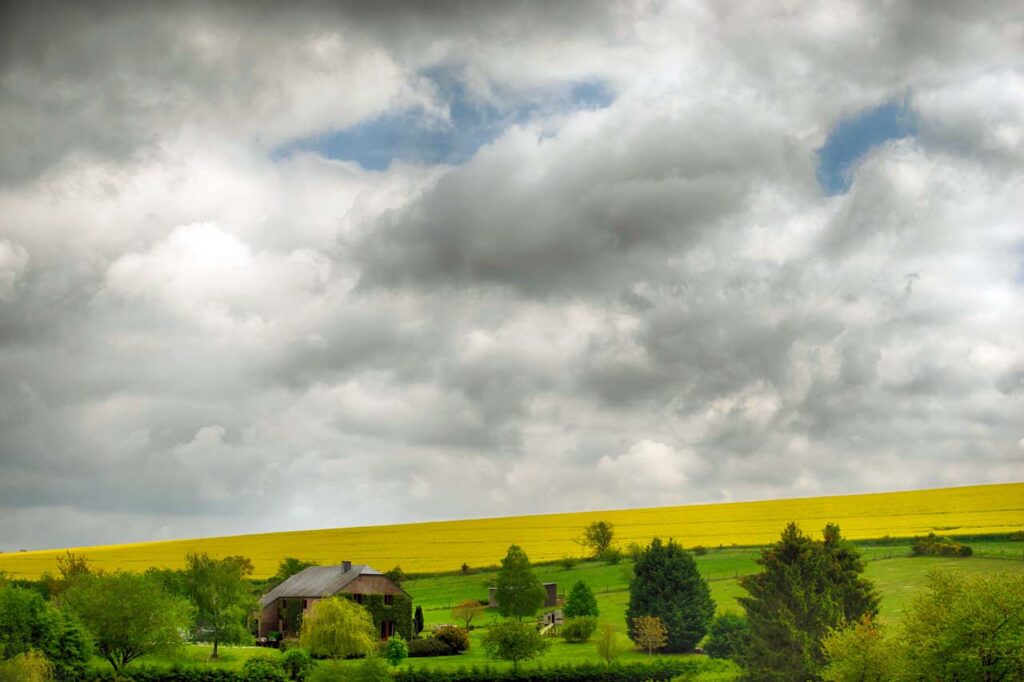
[481,620,550,672]
[560,557,577,571]
[432,625,470,653]
[910,533,972,557]
[703,612,750,660]
[383,634,408,667]
[0,650,52,682]
[391,660,713,681]
[280,647,314,681]
[407,636,454,657]
[600,548,623,565]
[308,660,348,682]
[561,616,598,643]
[354,657,391,682]
[691,545,708,556]
[241,658,289,682]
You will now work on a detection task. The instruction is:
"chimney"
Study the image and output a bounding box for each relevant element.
[342,560,352,572]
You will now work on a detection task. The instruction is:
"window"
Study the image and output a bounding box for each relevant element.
[384,594,394,606]
[353,593,364,604]
[302,599,308,609]
[381,620,396,640]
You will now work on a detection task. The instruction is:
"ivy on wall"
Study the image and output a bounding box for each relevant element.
[346,593,413,640]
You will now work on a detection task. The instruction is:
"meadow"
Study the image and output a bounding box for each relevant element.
[87,539,1024,676]
[2,481,1022,579]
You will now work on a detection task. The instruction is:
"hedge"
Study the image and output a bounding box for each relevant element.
[80,659,720,681]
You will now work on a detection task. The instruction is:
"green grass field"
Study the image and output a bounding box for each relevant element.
[98,539,1024,676]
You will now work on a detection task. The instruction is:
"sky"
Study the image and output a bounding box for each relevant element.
[0,1,1022,551]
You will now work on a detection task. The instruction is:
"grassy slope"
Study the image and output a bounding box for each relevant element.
[7,481,1022,579]
[102,541,1024,675]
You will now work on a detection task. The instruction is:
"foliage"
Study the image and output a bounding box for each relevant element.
[563,580,599,619]
[480,619,550,672]
[385,566,407,584]
[900,570,1024,680]
[581,521,616,558]
[432,625,470,653]
[280,647,314,681]
[600,548,623,565]
[43,606,93,680]
[357,593,414,641]
[354,656,391,682]
[691,545,708,556]
[560,557,577,571]
[407,636,455,657]
[821,616,903,682]
[62,571,193,673]
[632,615,668,655]
[626,538,714,652]
[703,612,750,661]
[560,615,597,643]
[391,660,710,681]
[413,605,425,636]
[737,523,879,681]
[0,583,51,659]
[183,553,255,657]
[494,545,545,621]
[451,599,484,629]
[0,650,52,682]
[270,559,319,588]
[307,660,348,682]
[240,658,288,682]
[594,622,624,666]
[383,633,408,667]
[299,596,377,659]
[910,533,973,557]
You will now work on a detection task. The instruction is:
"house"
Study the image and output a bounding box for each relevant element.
[259,561,412,641]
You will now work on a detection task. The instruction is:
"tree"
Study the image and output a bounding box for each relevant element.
[626,538,714,652]
[580,521,615,558]
[563,580,599,618]
[480,620,550,672]
[633,615,668,655]
[0,582,92,678]
[182,552,256,658]
[298,596,377,659]
[900,571,1024,680]
[383,633,408,667]
[704,612,751,661]
[451,599,484,629]
[594,622,624,666]
[494,545,545,621]
[737,523,878,680]
[271,558,318,587]
[821,616,903,682]
[62,571,193,673]
[281,647,315,681]
[384,566,406,585]
[413,605,425,636]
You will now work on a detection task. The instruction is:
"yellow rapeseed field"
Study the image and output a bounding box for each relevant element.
[1,482,1021,579]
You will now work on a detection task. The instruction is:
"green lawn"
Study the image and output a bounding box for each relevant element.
[95,541,1024,676]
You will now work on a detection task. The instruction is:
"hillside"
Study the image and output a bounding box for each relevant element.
[1,481,1021,579]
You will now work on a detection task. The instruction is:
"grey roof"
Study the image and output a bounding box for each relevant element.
[260,564,382,608]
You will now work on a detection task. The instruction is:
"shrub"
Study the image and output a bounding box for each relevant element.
[910,533,972,557]
[600,548,623,565]
[691,545,708,556]
[43,607,93,680]
[280,647,315,681]
[560,557,577,571]
[480,620,550,672]
[561,616,598,643]
[308,660,349,682]
[703,612,750,660]
[354,656,391,682]
[0,650,52,682]
[241,657,289,682]
[383,634,408,667]
[595,622,624,666]
[432,625,470,653]
[407,636,454,657]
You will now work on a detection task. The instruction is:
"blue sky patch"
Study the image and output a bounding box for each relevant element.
[275,72,615,171]
[816,99,917,195]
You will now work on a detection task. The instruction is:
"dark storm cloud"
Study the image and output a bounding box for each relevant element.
[0,0,1021,550]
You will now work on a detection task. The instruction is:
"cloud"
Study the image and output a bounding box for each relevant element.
[0,1,1022,550]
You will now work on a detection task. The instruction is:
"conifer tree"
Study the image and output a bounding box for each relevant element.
[625,538,714,652]
[563,580,599,618]
[738,523,879,680]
